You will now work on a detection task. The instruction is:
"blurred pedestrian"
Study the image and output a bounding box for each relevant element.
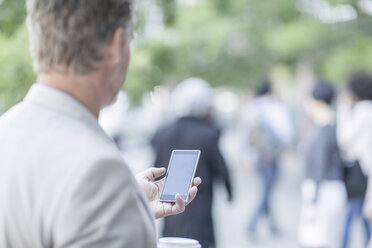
[337,71,372,248]
[243,79,294,239]
[0,0,201,247]
[299,81,346,248]
[151,78,233,248]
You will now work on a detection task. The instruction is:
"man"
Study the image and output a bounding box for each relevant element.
[0,0,201,247]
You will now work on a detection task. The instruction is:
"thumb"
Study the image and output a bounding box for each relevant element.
[140,167,166,181]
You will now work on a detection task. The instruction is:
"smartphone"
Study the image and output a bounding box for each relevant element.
[160,150,200,202]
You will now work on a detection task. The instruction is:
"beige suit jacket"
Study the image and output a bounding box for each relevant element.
[0,84,156,247]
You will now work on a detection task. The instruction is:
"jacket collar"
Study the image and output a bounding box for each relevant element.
[24,83,104,133]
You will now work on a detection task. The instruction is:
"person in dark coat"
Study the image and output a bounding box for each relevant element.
[151,78,233,248]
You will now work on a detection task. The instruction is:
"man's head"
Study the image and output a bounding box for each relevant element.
[312,80,335,106]
[27,0,134,75]
[305,81,336,125]
[27,0,135,108]
[255,79,272,97]
[347,71,372,102]
[172,78,212,118]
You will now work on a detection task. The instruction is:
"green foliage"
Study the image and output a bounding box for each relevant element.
[158,0,177,26]
[1,0,372,109]
[322,36,372,83]
[125,0,372,101]
[328,0,353,5]
[0,25,35,111]
[266,19,324,60]
[0,0,26,36]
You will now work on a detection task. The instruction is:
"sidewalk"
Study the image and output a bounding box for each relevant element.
[213,154,366,248]
[213,153,302,248]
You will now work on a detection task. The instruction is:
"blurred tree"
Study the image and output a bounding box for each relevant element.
[0,26,34,110]
[1,0,372,110]
[158,0,177,26]
[215,0,230,13]
[0,0,26,36]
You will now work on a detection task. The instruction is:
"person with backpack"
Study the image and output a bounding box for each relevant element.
[244,80,294,240]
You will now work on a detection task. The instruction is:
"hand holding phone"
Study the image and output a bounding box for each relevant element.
[160,150,200,202]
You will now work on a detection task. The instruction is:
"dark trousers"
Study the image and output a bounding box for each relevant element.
[249,162,278,232]
[342,197,371,248]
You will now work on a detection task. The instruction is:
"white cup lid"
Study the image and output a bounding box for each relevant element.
[158,237,200,247]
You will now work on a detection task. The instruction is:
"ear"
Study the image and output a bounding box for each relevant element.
[106,27,124,65]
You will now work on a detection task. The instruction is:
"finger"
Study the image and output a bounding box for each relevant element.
[154,177,165,189]
[172,194,186,214]
[141,167,166,181]
[159,202,173,219]
[187,186,198,205]
[192,177,202,187]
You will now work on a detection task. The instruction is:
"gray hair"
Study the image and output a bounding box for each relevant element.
[172,78,212,117]
[26,0,135,74]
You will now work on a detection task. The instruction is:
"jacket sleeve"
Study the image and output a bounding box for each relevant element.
[53,158,157,248]
[207,130,233,201]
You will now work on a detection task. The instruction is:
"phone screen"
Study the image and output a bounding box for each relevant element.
[160,150,200,202]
